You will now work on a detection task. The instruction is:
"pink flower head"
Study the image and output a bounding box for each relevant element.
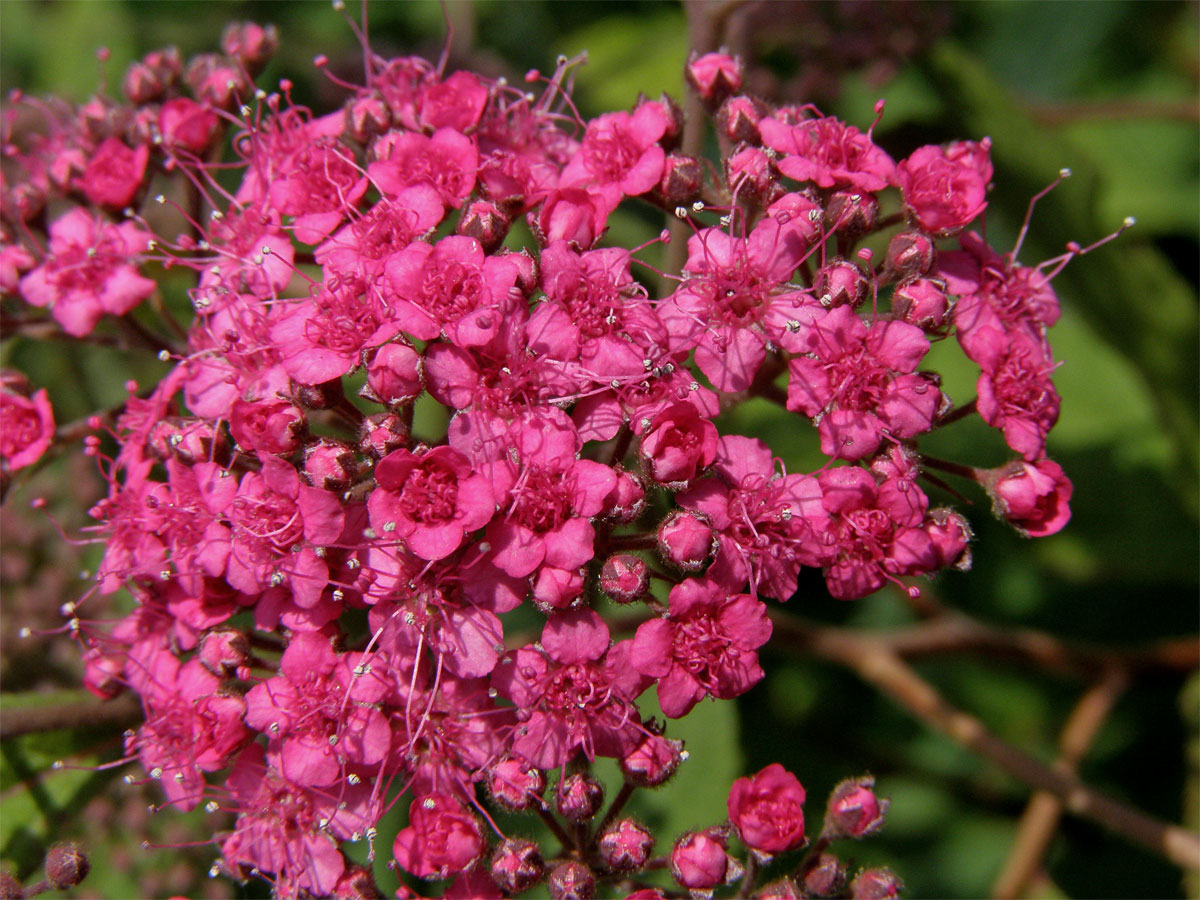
[986,457,1072,537]
[368,445,494,560]
[897,139,991,235]
[369,127,478,208]
[786,304,942,461]
[759,113,896,193]
[974,327,1061,461]
[393,793,485,880]
[491,607,649,768]
[631,577,772,718]
[679,435,827,600]
[419,70,490,132]
[0,385,54,471]
[559,102,672,209]
[77,136,149,208]
[19,208,155,336]
[728,763,807,854]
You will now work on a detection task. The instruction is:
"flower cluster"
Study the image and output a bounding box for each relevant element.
[0,21,1111,897]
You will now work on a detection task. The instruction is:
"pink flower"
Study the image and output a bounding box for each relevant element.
[974,328,1061,461]
[635,402,719,487]
[631,577,772,718]
[77,136,149,208]
[419,70,490,132]
[0,385,54,471]
[268,137,367,243]
[559,102,672,209]
[368,445,494,560]
[19,208,155,336]
[369,128,478,209]
[986,458,1073,537]
[393,793,486,880]
[759,113,895,193]
[158,98,220,154]
[897,140,991,235]
[728,763,807,854]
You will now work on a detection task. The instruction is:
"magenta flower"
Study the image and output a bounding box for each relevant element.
[786,304,943,461]
[635,402,719,487]
[986,458,1073,537]
[974,327,1061,461]
[267,136,367,244]
[77,136,149,208]
[0,385,54,472]
[759,112,896,192]
[393,793,486,880]
[492,607,649,768]
[896,140,992,235]
[369,127,479,208]
[631,577,772,718]
[559,101,672,210]
[19,208,156,336]
[728,763,807,854]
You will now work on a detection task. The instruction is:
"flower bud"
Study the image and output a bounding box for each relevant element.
[555,772,604,821]
[229,397,305,455]
[599,819,655,872]
[717,95,767,145]
[221,22,278,72]
[926,508,972,570]
[816,259,868,309]
[345,91,392,144]
[490,838,544,894]
[44,843,89,890]
[636,402,718,486]
[983,458,1073,538]
[824,776,888,839]
[892,277,949,330]
[122,46,181,103]
[184,53,249,109]
[825,191,878,238]
[802,854,847,897]
[533,188,607,250]
[198,627,251,678]
[654,152,704,207]
[884,231,936,280]
[532,566,584,609]
[850,867,903,900]
[302,439,358,491]
[363,343,422,407]
[620,732,685,787]
[599,554,649,604]
[669,830,732,891]
[657,510,713,571]
[686,51,743,110]
[728,763,807,855]
[0,870,22,900]
[359,412,408,458]
[548,861,596,900]
[602,468,645,523]
[331,864,384,899]
[82,647,125,699]
[457,200,511,254]
[159,98,220,155]
[487,758,546,811]
[756,877,804,900]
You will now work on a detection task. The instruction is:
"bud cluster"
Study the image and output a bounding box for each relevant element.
[0,19,1118,899]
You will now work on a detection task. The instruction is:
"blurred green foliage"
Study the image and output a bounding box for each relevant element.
[1,2,1196,898]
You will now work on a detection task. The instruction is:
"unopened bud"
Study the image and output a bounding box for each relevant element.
[599,554,649,604]
[548,860,596,900]
[599,819,654,872]
[824,776,889,839]
[345,92,391,143]
[198,627,251,678]
[359,412,409,458]
[457,200,511,254]
[655,152,704,207]
[816,258,868,309]
[892,277,949,330]
[0,871,22,900]
[331,864,384,899]
[657,510,713,571]
[686,51,743,110]
[825,191,878,238]
[884,231,935,279]
[555,772,604,821]
[490,838,544,894]
[44,843,89,890]
[756,876,804,899]
[669,830,731,891]
[850,867,903,899]
[302,439,358,491]
[488,758,546,811]
[620,732,685,787]
[802,853,847,897]
[602,468,645,523]
[717,94,767,145]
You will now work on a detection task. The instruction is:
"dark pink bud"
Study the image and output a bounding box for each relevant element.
[229,397,305,455]
[457,200,511,254]
[82,647,125,699]
[657,510,713,571]
[602,468,645,523]
[198,627,251,678]
[825,191,878,238]
[926,508,972,570]
[669,831,730,891]
[892,278,949,330]
[825,776,888,839]
[636,402,718,486]
[649,91,685,151]
[655,152,704,207]
[122,62,169,104]
[850,867,903,900]
[548,861,595,900]
[884,231,936,279]
[302,439,357,491]
[532,566,584,609]
[0,870,22,900]
[756,877,804,900]
[489,838,544,894]
[984,458,1073,538]
[345,91,392,143]
[725,146,781,206]
[555,773,604,821]
[331,864,382,899]
[686,51,743,108]
[728,763,807,855]
[816,259,868,309]
[44,843,89,890]
[221,21,278,72]
[184,53,249,108]
[717,95,767,145]
[599,554,649,604]
[363,343,422,407]
[488,758,546,811]
[159,98,220,155]
[802,854,847,897]
[165,418,223,465]
[620,732,685,787]
[599,819,655,872]
[359,412,408,458]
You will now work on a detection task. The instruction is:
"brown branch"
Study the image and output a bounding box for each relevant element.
[992,667,1129,899]
[769,613,1200,871]
[0,692,142,740]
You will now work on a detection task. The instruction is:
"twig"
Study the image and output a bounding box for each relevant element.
[991,667,1129,899]
[0,693,142,740]
[768,612,1200,871]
